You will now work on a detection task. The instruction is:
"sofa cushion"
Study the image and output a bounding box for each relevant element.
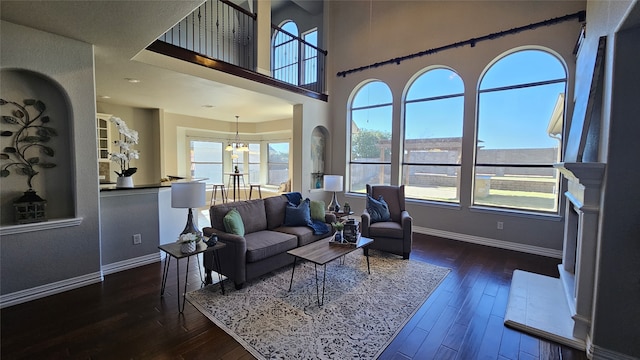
[275,225,328,247]
[223,208,245,236]
[244,231,297,263]
[210,199,267,234]
[368,221,403,238]
[284,198,311,227]
[310,200,325,221]
[264,195,288,230]
[367,195,391,223]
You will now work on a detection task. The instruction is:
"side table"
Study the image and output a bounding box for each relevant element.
[158,241,226,313]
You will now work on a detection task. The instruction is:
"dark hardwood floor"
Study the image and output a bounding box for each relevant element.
[1,234,588,360]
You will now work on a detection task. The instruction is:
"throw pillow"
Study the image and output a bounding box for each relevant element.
[284,198,311,227]
[367,195,391,223]
[223,208,245,236]
[310,200,326,221]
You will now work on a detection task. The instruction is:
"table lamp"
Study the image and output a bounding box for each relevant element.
[324,175,343,212]
[171,181,206,235]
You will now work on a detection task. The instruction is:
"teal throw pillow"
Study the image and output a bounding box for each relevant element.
[310,200,326,221]
[223,208,245,236]
[367,195,391,223]
[284,198,312,226]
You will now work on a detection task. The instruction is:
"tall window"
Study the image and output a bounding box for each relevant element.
[349,81,393,192]
[248,143,261,184]
[190,140,223,184]
[475,49,566,213]
[302,29,318,85]
[273,21,299,86]
[267,142,289,186]
[403,68,464,203]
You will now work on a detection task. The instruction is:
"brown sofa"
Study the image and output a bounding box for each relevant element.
[202,195,336,289]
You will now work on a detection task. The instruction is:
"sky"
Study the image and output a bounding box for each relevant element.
[352,50,567,150]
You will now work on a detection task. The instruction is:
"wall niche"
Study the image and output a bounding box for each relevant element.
[311,126,328,189]
[0,69,74,225]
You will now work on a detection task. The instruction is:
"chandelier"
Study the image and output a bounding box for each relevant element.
[225,115,249,152]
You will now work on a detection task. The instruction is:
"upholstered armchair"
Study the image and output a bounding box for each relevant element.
[361,184,412,259]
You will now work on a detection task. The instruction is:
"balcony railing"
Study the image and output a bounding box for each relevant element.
[153,0,327,99]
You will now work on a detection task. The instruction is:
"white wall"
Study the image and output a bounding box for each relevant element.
[326,0,586,254]
[0,21,101,302]
[586,1,640,357]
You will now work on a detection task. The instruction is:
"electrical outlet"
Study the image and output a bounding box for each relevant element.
[497,221,504,230]
[133,234,142,244]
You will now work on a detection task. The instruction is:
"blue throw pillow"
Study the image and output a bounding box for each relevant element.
[284,198,311,226]
[367,195,391,223]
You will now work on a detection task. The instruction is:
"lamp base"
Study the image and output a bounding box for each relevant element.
[181,208,199,235]
[328,192,341,213]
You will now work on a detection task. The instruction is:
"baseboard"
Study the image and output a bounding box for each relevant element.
[413,226,563,259]
[0,271,103,309]
[101,253,161,276]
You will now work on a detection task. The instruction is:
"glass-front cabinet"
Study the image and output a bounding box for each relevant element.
[97,113,112,183]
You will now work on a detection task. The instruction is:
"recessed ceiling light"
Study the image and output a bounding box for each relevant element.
[125,78,141,83]
[99,95,111,99]
[202,104,215,108]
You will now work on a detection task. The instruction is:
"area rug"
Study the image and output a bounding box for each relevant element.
[187,250,450,360]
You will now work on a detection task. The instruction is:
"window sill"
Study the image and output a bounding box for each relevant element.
[469,206,562,221]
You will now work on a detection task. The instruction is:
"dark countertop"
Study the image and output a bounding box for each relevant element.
[99,183,171,191]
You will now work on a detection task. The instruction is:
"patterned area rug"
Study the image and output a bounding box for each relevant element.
[187,249,450,360]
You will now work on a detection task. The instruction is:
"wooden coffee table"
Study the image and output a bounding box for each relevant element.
[287,235,374,306]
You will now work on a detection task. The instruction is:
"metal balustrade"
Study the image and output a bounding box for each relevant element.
[156,0,327,96]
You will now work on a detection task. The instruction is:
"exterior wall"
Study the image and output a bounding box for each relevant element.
[326,1,585,251]
[0,21,101,299]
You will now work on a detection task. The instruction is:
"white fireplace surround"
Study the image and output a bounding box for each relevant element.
[505,162,605,355]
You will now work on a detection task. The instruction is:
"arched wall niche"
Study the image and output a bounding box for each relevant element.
[0,69,75,225]
[311,126,328,189]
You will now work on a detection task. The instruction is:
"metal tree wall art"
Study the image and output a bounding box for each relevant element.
[0,98,57,189]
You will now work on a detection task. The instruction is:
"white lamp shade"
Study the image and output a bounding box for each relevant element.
[171,181,206,208]
[323,175,343,192]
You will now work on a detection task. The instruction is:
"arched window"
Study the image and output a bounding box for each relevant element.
[475,49,567,213]
[273,21,299,85]
[349,81,393,192]
[403,67,464,203]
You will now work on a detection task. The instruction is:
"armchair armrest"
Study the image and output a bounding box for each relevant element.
[324,212,337,224]
[400,210,413,253]
[361,209,371,237]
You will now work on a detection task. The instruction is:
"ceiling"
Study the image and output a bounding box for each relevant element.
[0,0,314,124]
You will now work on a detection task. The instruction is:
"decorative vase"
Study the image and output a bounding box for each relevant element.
[116,176,134,188]
[180,241,196,253]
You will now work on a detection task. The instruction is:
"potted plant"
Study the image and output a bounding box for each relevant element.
[343,202,351,214]
[1,98,57,223]
[332,221,345,243]
[177,232,203,253]
[109,116,139,187]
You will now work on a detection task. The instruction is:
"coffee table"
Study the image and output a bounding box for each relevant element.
[287,235,374,306]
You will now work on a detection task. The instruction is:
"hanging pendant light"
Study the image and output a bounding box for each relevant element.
[226,115,248,152]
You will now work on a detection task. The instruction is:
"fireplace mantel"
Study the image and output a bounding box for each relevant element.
[554,162,605,185]
[505,161,605,356]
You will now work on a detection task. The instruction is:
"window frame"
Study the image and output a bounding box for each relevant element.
[473,49,567,214]
[402,67,465,203]
[189,138,224,185]
[348,80,394,193]
[267,141,290,186]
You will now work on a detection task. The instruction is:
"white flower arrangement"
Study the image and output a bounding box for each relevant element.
[177,232,203,253]
[177,232,203,244]
[109,116,139,177]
